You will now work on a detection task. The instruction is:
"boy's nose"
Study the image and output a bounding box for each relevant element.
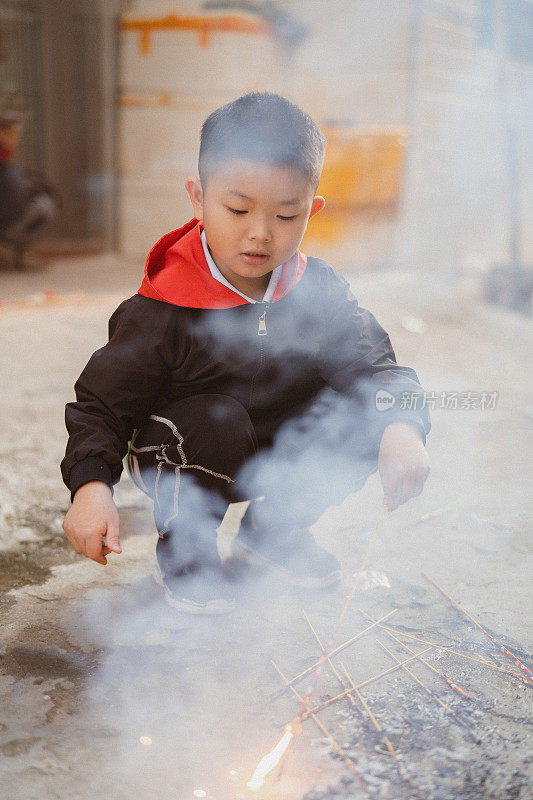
[248,220,272,243]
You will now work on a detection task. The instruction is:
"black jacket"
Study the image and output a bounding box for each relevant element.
[61,222,430,499]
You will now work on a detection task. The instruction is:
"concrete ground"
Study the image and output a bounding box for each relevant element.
[0,254,531,800]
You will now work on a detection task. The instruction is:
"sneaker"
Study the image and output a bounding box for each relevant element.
[155,536,236,614]
[230,504,341,589]
[155,561,236,614]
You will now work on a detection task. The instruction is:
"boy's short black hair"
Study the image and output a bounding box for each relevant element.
[199,92,326,189]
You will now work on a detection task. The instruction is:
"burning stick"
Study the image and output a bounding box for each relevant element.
[290,647,434,723]
[357,614,526,680]
[302,610,398,759]
[269,660,365,789]
[246,723,298,792]
[377,641,461,722]
[422,573,533,682]
[340,662,398,760]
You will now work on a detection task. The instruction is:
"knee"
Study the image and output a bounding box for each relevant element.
[146,394,257,469]
[184,394,256,453]
[200,393,250,428]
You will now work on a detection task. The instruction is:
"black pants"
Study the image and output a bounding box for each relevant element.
[127,392,378,570]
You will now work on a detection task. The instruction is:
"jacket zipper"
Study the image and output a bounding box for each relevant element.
[258,310,268,336]
[250,304,269,408]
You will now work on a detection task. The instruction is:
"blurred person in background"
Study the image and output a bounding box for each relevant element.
[0,93,58,269]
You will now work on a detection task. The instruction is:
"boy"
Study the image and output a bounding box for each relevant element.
[61,93,430,614]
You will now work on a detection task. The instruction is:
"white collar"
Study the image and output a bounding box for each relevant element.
[200,229,283,304]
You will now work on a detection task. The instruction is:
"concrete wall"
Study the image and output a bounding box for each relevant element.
[395,0,533,273]
[119,0,291,253]
[118,0,533,276]
[1,0,122,246]
[117,0,413,265]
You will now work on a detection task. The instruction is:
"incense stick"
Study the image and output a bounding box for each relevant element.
[289,647,434,723]
[377,641,460,721]
[422,573,533,682]
[357,610,469,699]
[252,511,387,788]
[340,662,398,759]
[293,511,388,722]
[274,608,398,697]
[357,612,526,680]
[383,628,468,699]
[337,511,388,627]
[302,610,357,703]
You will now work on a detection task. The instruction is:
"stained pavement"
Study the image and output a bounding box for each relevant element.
[0,255,531,799]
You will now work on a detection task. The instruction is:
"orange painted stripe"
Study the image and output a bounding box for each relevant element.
[121,14,270,53]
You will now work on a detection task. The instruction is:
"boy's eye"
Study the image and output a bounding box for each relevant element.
[225,206,296,221]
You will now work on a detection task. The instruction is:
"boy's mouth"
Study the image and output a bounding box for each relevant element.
[240,250,270,265]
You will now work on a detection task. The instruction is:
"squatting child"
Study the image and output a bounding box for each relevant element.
[61,93,431,614]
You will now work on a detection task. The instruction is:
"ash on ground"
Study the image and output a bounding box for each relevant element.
[302,649,532,800]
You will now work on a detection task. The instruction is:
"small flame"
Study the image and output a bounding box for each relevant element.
[139,735,152,746]
[247,724,295,792]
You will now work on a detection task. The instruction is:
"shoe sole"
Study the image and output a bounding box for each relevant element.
[153,566,236,615]
[230,539,341,589]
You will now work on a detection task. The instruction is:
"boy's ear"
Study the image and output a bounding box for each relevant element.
[185,177,204,221]
[308,195,325,220]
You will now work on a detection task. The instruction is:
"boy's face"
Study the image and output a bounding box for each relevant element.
[186,160,324,299]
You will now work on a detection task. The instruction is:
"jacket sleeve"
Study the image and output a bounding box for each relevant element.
[60,295,178,499]
[318,266,431,446]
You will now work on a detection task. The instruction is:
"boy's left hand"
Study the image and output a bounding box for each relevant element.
[378,422,430,511]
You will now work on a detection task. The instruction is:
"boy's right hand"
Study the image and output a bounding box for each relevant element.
[63,481,122,565]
